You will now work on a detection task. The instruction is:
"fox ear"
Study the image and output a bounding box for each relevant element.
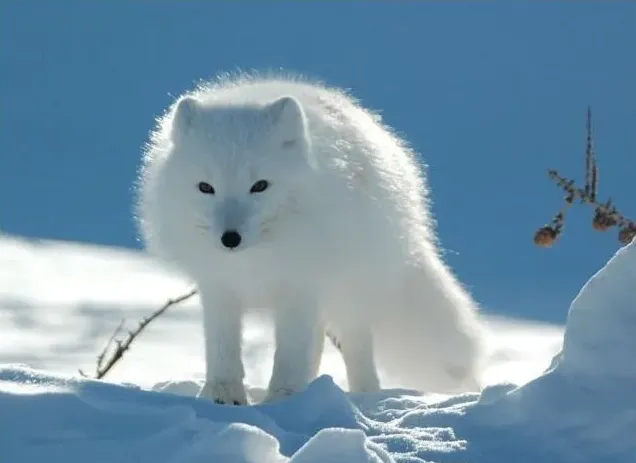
[265,96,316,169]
[172,96,200,138]
[265,96,308,142]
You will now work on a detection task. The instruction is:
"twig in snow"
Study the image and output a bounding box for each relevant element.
[79,288,198,379]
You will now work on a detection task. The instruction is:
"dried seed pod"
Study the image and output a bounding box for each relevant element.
[537,110,635,249]
[534,226,558,247]
[592,210,616,231]
[618,225,636,245]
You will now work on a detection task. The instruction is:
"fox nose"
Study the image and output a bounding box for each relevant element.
[221,230,242,249]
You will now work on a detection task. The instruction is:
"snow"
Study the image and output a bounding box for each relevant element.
[2,233,635,462]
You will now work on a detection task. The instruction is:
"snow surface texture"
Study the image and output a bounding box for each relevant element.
[4,235,634,462]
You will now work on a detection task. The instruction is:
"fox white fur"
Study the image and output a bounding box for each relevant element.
[136,73,484,404]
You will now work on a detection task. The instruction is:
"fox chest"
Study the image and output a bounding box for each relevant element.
[202,247,330,308]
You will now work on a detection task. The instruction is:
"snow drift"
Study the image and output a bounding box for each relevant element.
[1,237,634,462]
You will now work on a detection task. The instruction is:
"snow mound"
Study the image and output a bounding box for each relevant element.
[1,240,635,462]
[560,238,636,380]
[0,367,390,462]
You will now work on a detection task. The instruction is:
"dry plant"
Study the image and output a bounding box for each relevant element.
[533,107,635,248]
[79,288,197,379]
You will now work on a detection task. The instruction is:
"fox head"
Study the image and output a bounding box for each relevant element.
[149,94,317,256]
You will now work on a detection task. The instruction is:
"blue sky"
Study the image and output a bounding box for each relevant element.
[1,2,635,323]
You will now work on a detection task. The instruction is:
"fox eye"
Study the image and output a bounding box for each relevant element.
[250,180,270,194]
[198,182,215,194]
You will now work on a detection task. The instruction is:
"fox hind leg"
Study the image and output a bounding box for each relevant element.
[327,322,381,393]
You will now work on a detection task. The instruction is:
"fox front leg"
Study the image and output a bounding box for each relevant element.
[197,287,248,405]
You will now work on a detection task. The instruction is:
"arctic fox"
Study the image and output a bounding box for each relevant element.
[136,73,484,405]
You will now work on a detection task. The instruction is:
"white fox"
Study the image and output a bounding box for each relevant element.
[136,73,484,404]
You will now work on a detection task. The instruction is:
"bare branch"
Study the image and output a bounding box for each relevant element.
[81,288,198,379]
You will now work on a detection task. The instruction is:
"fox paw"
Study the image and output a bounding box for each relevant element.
[263,386,296,404]
[198,379,248,405]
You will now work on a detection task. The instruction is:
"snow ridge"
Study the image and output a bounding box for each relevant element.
[2,236,635,462]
